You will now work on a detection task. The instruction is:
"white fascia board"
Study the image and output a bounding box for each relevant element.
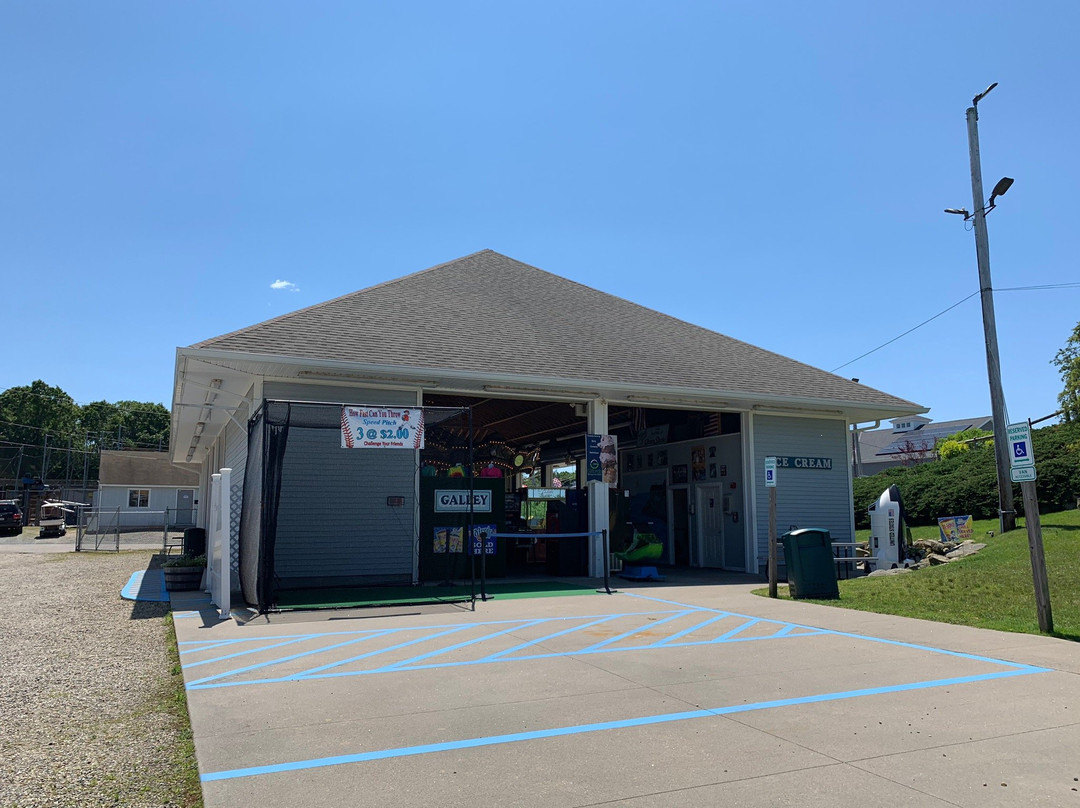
[176,347,928,422]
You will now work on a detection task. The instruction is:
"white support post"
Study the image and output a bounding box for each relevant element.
[217,468,232,620]
[206,474,220,595]
[587,398,610,577]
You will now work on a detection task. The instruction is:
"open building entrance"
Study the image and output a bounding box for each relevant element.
[238,396,749,612]
[424,395,749,577]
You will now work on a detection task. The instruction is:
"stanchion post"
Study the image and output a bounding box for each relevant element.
[768,486,778,598]
[597,529,615,594]
[480,528,488,602]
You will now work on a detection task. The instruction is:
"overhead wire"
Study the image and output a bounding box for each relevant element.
[830,279,1080,374]
[830,291,980,373]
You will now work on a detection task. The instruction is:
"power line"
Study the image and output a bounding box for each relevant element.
[831,291,981,373]
[829,279,1079,375]
[997,282,1080,292]
[0,419,166,451]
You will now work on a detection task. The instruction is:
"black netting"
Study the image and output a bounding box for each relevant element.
[238,406,264,608]
[240,400,473,611]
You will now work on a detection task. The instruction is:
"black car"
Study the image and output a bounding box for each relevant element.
[0,501,23,536]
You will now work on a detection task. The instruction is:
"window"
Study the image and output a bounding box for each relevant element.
[128,489,149,508]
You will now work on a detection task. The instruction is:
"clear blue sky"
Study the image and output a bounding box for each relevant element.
[2,2,1077,426]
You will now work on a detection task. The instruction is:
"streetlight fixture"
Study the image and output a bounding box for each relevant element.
[945,82,1016,534]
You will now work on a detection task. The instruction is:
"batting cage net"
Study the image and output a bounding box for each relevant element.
[239,400,475,612]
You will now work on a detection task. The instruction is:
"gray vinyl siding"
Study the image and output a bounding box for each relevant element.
[751,415,851,570]
[273,427,415,581]
[263,382,419,584]
[96,486,190,529]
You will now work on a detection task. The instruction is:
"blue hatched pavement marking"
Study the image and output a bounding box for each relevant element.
[182,637,312,669]
[187,630,406,687]
[189,626,474,688]
[290,625,475,679]
[377,619,549,671]
[577,610,694,653]
[650,612,732,646]
[194,591,1055,782]
[175,609,689,649]
[479,615,621,662]
[181,606,834,690]
[180,640,244,655]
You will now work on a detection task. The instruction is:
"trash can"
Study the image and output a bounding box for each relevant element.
[780,528,839,600]
[182,527,206,557]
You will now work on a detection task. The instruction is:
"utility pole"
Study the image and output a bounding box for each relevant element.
[965,84,1016,534]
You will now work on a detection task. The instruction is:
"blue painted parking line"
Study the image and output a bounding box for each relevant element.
[622,592,1043,671]
[200,665,1049,783]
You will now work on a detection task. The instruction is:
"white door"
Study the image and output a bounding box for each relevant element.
[697,485,724,568]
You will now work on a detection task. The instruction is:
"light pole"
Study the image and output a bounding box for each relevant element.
[945,82,1016,534]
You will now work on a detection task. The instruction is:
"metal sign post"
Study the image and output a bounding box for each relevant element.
[1007,421,1052,633]
[765,457,778,598]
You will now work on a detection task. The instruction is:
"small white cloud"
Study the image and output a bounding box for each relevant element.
[270,279,299,292]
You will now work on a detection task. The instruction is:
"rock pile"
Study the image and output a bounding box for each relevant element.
[864,538,987,576]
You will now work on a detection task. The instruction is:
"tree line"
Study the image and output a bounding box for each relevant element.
[0,380,169,484]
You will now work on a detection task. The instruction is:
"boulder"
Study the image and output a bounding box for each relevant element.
[912,539,949,555]
[867,566,912,577]
[927,553,953,566]
[946,541,987,560]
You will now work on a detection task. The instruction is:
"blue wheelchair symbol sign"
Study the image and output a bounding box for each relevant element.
[1013,441,1028,459]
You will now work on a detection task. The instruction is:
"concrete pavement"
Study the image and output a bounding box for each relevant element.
[172,580,1080,807]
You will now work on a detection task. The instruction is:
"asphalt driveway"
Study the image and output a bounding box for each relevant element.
[173,581,1080,807]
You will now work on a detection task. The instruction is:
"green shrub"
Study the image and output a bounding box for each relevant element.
[853,421,1080,527]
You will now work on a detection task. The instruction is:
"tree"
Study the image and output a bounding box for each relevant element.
[0,381,81,479]
[895,437,933,466]
[0,381,171,484]
[1052,320,1080,422]
[936,427,993,460]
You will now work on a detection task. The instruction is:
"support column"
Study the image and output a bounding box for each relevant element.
[586,398,610,577]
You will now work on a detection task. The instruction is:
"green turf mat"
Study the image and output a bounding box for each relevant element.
[274,580,597,609]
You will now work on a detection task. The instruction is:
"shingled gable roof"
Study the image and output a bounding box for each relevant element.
[192,250,920,412]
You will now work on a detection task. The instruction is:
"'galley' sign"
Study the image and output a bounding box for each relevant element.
[341,406,425,449]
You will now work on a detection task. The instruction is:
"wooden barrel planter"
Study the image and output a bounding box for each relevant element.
[163,566,205,591]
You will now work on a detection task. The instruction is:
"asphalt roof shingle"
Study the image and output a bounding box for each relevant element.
[193,250,919,411]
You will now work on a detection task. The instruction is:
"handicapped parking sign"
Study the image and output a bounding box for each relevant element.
[1006,422,1035,468]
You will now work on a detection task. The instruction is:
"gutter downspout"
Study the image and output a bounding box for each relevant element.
[850,420,880,479]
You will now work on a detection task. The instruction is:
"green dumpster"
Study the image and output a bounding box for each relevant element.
[781,528,839,600]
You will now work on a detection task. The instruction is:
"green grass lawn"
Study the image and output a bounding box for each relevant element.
[754,509,1080,641]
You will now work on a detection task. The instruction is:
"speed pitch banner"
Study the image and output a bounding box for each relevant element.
[341,406,425,449]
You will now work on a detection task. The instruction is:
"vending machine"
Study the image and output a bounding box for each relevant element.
[867,484,908,569]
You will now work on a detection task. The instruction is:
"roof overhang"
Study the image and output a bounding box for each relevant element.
[172,347,927,463]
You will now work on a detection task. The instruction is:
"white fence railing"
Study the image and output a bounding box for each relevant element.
[207,468,232,621]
